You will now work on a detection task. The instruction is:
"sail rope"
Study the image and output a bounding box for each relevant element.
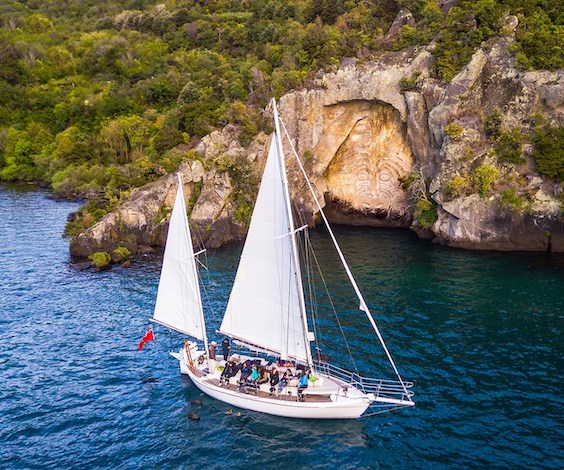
[187,210,223,327]
[197,268,220,325]
[305,232,360,375]
[299,227,322,362]
[279,118,411,400]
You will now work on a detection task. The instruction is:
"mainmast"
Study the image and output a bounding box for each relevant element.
[272,99,314,372]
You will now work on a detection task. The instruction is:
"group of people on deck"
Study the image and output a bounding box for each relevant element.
[211,338,310,400]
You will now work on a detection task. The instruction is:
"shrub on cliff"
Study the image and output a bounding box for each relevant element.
[399,72,422,92]
[227,101,271,147]
[414,198,438,229]
[484,109,502,139]
[533,126,564,183]
[213,153,259,226]
[514,8,564,71]
[444,175,469,198]
[444,123,464,140]
[495,129,524,164]
[89,251,111,270]
[112,247,131,263]
[473,164,500,198]
[500,188,528,211]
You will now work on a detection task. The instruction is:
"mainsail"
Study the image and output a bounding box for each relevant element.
[219,126,310,362]
[153,175,205,340]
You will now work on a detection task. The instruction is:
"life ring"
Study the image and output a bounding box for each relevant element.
[198,355,205,365]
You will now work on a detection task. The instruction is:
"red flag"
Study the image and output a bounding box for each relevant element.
[138,326,155,351]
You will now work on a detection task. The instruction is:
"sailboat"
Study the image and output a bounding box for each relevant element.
[152,99,414,419]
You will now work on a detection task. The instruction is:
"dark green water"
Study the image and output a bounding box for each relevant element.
[1,185,562,468]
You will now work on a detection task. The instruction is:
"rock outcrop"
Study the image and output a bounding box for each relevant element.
[70,126,267,258]
[71,28,563,259]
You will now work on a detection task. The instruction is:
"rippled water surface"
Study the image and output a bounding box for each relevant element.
[1,185,562,469]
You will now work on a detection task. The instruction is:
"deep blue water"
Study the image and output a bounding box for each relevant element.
[0,184,562,469]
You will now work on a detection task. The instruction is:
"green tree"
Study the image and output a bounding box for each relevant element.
[533,126,564,183]
[26,13,54,33]
[515,10,564,70]
[433,6,482,81]
[0,128,37,181]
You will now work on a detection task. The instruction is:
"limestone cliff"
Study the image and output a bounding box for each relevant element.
[70,23,563,260]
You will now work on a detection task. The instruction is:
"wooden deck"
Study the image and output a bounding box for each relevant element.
[204,377,333,403]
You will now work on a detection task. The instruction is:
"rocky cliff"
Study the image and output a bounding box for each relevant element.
[70,21,563,260]
[70,126,267,258]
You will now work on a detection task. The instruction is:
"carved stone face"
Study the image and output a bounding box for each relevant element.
[321,102,414,224]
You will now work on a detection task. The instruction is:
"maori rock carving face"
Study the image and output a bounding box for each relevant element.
[323,104,414,222]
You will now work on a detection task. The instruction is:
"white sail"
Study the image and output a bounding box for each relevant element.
[152,176,205,340]
[219,131,309,362]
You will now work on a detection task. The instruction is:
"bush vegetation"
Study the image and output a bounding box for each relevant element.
[89,251,112,270]
[532,126,564,183]
[112,246,131,262]
[414,199,438,229]
[399,71,422,92]
[473,164,500,198]
[213,153,259,225]
[484,109,502,139]
[500,188,528,211]
[495,128,524,164]
[444,123,464,139]
[443,174,469,198]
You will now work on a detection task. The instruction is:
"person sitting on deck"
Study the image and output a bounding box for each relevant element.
[220,360,237,386]
[240,364,260,393]
[276,368,293,394]
[297,370,309,401]
[237,361,253,389]
[256,367,269,386]
[249,364,259,382]
[269,368,280,395]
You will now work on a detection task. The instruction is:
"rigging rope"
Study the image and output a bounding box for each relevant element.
[279,118,412,401]
[300,228,321,361]
[307,233,359,375]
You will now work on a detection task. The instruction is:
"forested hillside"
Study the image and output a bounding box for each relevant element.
[0,0,562,234]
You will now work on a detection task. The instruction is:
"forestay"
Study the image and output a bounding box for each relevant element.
[153,175,205,340]
[219,130,310,362]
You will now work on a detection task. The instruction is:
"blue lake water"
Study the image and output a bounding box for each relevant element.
[0,184,562,469]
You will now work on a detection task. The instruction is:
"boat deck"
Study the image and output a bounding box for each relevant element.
[203,377,333,403]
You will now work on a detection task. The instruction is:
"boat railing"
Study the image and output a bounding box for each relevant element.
[312,360,414,402]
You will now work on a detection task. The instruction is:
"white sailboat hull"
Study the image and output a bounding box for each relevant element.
[172,352,373,419]
[191,375,370,419]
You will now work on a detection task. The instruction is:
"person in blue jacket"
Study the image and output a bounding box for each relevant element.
[297,370,309,401]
